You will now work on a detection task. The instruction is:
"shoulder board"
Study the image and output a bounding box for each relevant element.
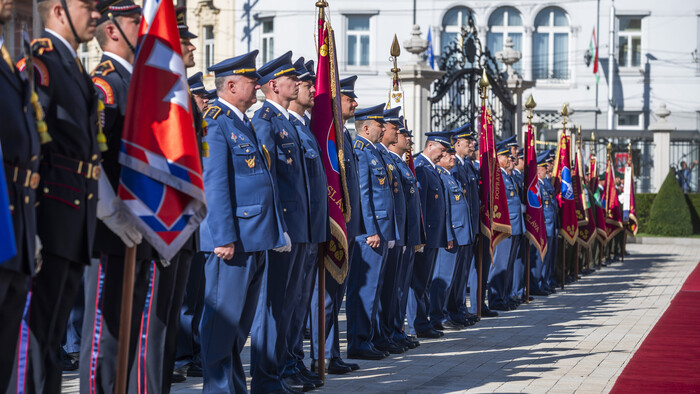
[259,108,272,121]
[353,140,365,150]
[205,106,222,120]
[16,57,49,87]
[30,38,53,55]
[92,77,115,105]
[91,60,116,77]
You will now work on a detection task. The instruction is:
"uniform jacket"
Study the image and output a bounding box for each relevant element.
[292,113,329,244]
[388,151,425,247]
[1,46,40,274]
[90,55,158,260]
[503,169,523,236]
[253,101,310,243]
[450,158,475,242]
[27,32,101,264]
[343,127,361,239]
[414,154,447,248]
[439,167,472,246]
[377,144,405,246]
[199,103,286,252]
[541,178,556,237]
[463,157,480,237]
[353,135,397,242]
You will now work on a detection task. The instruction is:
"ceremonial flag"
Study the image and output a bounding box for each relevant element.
[310,19,350,283]
[590,28,599,84]
[479,105,510,256]
[623,159,638,235]
[426,28,435,70]
[553,133,578,244]
[573,145,588,227]
[603,152,623,239]
[0,142,17,264]
[576,150,596,248]
[117,0,206,261]
[524,123,547,260]
[590,156,608,240]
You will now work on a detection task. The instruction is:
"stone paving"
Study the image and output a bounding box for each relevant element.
[61,242,700,393]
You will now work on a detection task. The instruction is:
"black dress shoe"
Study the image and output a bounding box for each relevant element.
[187,363,203,377]
[62,351,78,371]
[400,337,418,349]
[441,320,464,330]
[336,358,360,371]
[416,328,441,338]
[374,342,405,354]
[298,368,324,387]
[347,349,386,360]
[311,359,351,374]
[171,372,186,383]
[481,309,499,317]
[284,375,315,392]
[490,303,509,311]
[406,335,421,346]
[531,289,549,296]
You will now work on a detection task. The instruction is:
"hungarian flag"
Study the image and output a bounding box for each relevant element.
[603,153,623,239]
[623,160,638,235]
[117,0,206,261]
[0,142,17,264]
[524,123,547,260]
[479,105,510,256]
[553,133,578,244]
[310,18,350,284]
[590,28,599,84]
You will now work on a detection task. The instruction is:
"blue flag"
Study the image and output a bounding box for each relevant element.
[426,27,434,69]
[0,142,17,264]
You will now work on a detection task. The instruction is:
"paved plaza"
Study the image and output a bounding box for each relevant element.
[61,242,700,393]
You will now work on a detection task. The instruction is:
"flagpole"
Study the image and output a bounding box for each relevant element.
[115,245,136,394]
[524,95,536,304]
[560,104,569,290]
[476,72,489,319]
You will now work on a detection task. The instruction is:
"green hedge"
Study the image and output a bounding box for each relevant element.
[646,170,693,236]
[635,193,655,230]
[686,194,700,233]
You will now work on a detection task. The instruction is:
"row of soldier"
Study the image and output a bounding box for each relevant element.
[0,0,625,393]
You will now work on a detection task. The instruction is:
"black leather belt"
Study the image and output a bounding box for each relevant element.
[4,162,40,189]
[44,153,101,180]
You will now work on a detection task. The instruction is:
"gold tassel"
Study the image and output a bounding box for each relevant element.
[201,119,209,157]
[30,92,52,144]
[96,100,108,152]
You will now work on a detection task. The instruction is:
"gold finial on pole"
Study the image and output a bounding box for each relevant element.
[577,125,582,148]
[479,68,490,105]
[560,103,569,134]
[627,141,632,165]
[390,34,401,91]
[316,0,328,20]
[606,141,612,158]
[525,94,536,126]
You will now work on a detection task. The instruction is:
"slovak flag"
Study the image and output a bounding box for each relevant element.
[117,0,206,261]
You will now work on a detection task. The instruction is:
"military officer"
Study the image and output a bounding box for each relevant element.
[407,131,451,339]
[487,141,522,311]
[372,106,408,355]
[0,0,41,390]
[18,0,101,391]
[543,150,560,290]
[198,51,288,394]
[509,143,532,304]
[188,72,209,112]
[282,57,325,389]
[250,51,314,394]
[310,75,360,375]
[346,104,398,360]
[531,151,555,295]
[387,122,423,349]
[429,146,473,330]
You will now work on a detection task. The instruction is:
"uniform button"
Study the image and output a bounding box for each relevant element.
[394,181,398,187]
[283,208,287,212]
[92,154,98,161]
[244,212,248,216]
[88,193,94,200]
[9,204,14,211]
[394,188,398,193]
[74,199,81,205]
[44,187,49,194]
[24,196,30,204]
[434,194,438,199]
[31,155,38,161]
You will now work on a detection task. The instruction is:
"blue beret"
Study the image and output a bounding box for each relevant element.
[450,122,475,140]
[339,75,358,98]
[258,51,300,85]
[354,103,386,123]
[383,107,402,126]
[187,72,205,95]
[426,131,452,148]
[208,50,260,79]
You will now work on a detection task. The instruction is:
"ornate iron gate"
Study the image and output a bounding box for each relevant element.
[429,12,515,137]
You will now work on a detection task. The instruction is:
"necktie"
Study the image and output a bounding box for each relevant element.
[1,44,15,72]
[74,56,84,73]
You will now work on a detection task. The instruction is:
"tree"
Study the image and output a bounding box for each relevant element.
[647,169,693,236]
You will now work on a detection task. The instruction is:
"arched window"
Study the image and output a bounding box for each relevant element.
[533,7,570,80]
[488,6,524,73]
[441,6,474,55]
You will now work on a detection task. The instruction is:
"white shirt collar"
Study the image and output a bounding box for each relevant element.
[103,51,133,74]
[513,168,521,175]
[456,155,465,165]
[389,150,403,160]
[217,98,245,122]
[45,29,78,58]
[267,99,289,120]
[304,110,311,119]
[289,110,305,125]
[420,153,436,169]
[358,135,375,148]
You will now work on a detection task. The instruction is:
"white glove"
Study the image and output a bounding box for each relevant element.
[388,240,395,249]
[34,235,43,273]
[273,232,292,253]
[102,210,143,247]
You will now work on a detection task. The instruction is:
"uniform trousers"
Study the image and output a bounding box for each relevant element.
[392,246,416,341]
[406,247,439,334]
[487,235,521,308]
[0,268,29,392]
[542,233,559,289]
[429,246,463,325]
[469,241,491,315]
[373,244,403,349]
[511,237,529,300]
[200,251,266,394]
[175,251,206,371]
[447,244,473,322]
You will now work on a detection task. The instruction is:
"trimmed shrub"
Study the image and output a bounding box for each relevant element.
[686,194,700,233]
[647,170,693,236]
[635,193,655,230]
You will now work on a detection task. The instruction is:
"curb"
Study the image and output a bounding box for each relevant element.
[628,236,700,246]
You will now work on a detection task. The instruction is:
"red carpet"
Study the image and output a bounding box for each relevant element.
[611,262,700,393]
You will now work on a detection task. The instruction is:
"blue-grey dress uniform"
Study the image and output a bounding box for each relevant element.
[542,171,559,290]
[406,132,450,337]
[19,30,102,393]
[373,107,407,354]
[429,163,473,327]
[510,166,529,302]
[249,51,314,393]
[529,152,552,294]
[346,105,398,358]
[0,35,40,393]
[197,52,287,394]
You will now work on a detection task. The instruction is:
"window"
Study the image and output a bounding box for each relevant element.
[533,7,570,80]
[346,15,370,68]
[79,43,89,71]
[488,6,523,74]
[618,17,642,68]
[617,112,641,129]
[203,25,215,72]
[441,7,473,55]
[261,19,274,64]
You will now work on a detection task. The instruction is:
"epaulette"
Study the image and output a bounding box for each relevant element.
[204,106,222,119]
[16,57,49,87]
[30,38,53,56]
[92,77,115,105]
[353,140,365,150]
[91,60,115,77]
[259,107,272,121]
